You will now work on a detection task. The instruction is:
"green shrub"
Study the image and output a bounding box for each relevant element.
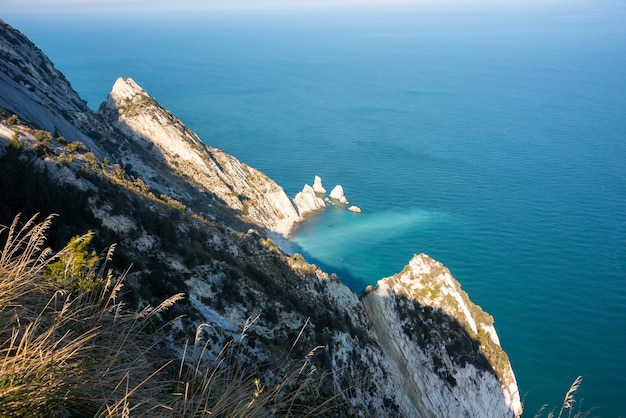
[0,214,182,416]
[33,130,52,148]
[44,232,101,294]
[6,114,19,125]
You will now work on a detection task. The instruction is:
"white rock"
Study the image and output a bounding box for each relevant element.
[348,205,361,213]
[294,184,326,217]
[329,185,349,204]
[329,185,343,200]
[361,254,523,417]
[312,175,326,194]
[100,77,302,236]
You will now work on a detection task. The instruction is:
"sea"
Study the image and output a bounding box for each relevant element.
[6,3,626,415]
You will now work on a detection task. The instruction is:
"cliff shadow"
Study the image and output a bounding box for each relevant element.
[361,287,521,417]
[94,115,264,236]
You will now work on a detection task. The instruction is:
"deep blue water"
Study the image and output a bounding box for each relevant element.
[6,4,626,415]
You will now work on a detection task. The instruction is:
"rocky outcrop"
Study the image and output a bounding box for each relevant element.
[0,19,100,152]
[97,77,302,236]
[348,205,362,213]
[312,175,326,194]
[362,254,523,417]
[293,183,326,217]
[329,184,349,204]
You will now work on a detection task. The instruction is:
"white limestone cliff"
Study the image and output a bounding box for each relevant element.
[98,77,302,236]
[361,253,523,417]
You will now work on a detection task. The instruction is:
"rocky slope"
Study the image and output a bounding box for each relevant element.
[362,254,522,416]
[97,77,319,236]
[0,19,99,152]
[0,18,522,417]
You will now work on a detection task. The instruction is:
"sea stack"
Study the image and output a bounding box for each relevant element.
[329,185,349,204]
[312,175,326,194]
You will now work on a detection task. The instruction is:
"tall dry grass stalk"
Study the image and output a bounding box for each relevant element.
[534,376,593,418]
[1,214,338,417]
[557,375,583,418]
[162,318,340,417]
[0,214,56,307]
[0,214,181,417]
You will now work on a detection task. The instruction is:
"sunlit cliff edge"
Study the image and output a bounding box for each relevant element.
[0,18,521,416]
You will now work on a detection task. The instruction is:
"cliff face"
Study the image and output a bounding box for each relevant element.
[97,77,306,236]
[0,19,99,151]
[0,19,521,417]
[362,254,523,417]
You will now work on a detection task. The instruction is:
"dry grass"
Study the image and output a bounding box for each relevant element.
[0,214,185,417]
[0,214,336,417]
[161,315,340,417]
[0,213,56,307]
[534,376,594,418]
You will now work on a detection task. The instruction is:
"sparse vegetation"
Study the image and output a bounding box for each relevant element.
[160,194,186,211]
[6,114,19,125]
[33,129,52,147]
[10,130,21,149]
[0,214,178,416]
[63,140,87,153]
[291,253,319,275]
[167,322,339,417]
[0,214,339,417]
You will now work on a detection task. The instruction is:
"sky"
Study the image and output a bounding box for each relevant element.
[1,0,582,14]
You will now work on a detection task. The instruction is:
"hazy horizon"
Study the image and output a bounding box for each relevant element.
[2,0,617,15]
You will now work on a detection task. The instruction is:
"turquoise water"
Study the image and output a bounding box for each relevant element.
[7,5,626,415]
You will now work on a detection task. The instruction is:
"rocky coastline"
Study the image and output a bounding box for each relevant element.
[0,19,522,417]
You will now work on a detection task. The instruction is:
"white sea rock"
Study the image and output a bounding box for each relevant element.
[348,205,361,213]
[312,175,326,194]
[294,184,326,217]
[329,185,349,204]
[329,185,343,200]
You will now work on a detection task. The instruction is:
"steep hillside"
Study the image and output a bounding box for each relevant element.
[0,18,521,417]
[362,254,522,416]
[0,19,99,152]
[97,77,324,236]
